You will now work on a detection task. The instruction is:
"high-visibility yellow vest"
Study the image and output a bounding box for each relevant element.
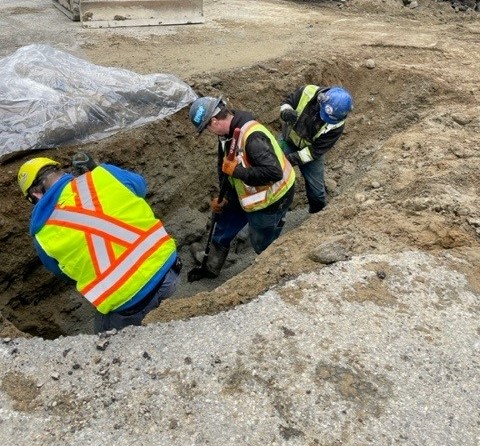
[34,167,176,314]
[230,120,295,212]
[288,85,345,163]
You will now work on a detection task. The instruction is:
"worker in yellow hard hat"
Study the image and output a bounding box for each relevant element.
[17,153,181,332]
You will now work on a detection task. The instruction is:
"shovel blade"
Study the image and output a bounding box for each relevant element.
[187,266,219,282]
[187,266,207,282]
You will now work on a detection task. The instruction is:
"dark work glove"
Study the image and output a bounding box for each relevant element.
[286,152,299,167]
[280,108,298,124]
[72,152,97,175]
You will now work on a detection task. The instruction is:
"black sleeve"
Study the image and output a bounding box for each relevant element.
[215,138,238,200]
[310,125,344,158]
[216,139,224,184]
[286,125,344,166]
[285,151,301,166]
[232,131,283,187]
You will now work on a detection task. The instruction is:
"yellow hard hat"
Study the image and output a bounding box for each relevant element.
[17,157,60,197]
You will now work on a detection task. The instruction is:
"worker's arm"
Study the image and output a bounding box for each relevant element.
[102,163,148,197]
[286,125,344,166]
[230,132,283,186]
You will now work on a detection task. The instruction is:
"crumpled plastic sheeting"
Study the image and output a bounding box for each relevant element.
[0,44,198,160]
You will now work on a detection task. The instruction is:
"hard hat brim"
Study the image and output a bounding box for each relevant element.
[18,158,60,196]
[320,107,343,125]
[196,96,224,133]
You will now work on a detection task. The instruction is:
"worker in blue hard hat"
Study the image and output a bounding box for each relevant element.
[188,96,296,281]
[279,85,353,213]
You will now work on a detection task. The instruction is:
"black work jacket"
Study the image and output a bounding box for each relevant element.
[216,110,292,211]
[216,110,283,187]
[282,85,344,166]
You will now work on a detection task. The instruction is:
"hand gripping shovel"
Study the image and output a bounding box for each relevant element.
[187,128,241,282]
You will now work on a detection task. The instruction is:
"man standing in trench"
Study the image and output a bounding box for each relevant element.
[188,96,296,281]
[17,154,181,332]
[279,85,353,213]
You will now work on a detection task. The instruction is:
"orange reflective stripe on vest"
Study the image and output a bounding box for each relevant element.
[46,172,170,307]
[83,222,169,307]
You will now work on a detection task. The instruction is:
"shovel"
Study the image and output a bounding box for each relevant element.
[187,128,241,282]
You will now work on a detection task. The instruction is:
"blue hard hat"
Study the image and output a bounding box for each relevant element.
[189,96,224,133]
[318,87,353,124]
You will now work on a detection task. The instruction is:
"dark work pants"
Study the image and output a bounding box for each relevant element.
[280,138,327,213]
[94,268,180,333]
[212,187,294,254]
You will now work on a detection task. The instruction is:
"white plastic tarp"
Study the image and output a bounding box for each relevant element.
[0,44,198,160]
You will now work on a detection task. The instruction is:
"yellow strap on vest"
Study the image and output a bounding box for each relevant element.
[288,86,345,152]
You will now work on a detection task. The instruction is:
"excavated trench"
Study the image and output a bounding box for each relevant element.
[0,56,460,340]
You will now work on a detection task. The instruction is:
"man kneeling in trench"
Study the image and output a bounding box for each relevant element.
[17,154,181,333]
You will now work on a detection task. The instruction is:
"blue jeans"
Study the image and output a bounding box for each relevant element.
[280,139,326,213]
[94,268,180,333]
[213,187,294,254]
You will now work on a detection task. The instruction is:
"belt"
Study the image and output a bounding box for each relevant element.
[116,257,182,316]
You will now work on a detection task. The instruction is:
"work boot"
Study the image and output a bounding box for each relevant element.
[205,242,229,277]
[189,242,205,264]
[308,201,327,214]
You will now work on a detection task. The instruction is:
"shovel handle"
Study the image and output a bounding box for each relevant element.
[192,128,242,278]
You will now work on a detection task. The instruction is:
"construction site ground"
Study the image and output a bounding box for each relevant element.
[0,1,479,445]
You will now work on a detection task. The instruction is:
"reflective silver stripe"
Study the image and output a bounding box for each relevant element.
[241,190,267,207]
[240,190,268,207]
[313,121,345,140]
[280,104,294,112]
[92,234,110,273]
[240,163,293,208]
[50,209,140,244]
[290,117,344,149]
[75,175,94,210]
[75,176,110,272]
[297,147,314,163]
[84,225,169,303]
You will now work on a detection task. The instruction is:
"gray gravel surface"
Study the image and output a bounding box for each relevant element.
[1,250,478,445]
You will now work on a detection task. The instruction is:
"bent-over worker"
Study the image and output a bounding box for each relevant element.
[279,85,353,213]
[17,155,181,332]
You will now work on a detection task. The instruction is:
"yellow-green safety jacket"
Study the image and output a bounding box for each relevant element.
[34,167,176,314]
